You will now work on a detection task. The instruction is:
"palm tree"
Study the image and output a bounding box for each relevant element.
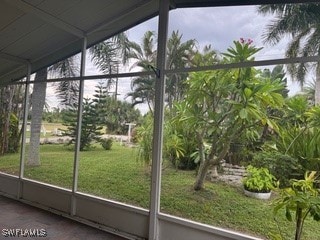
[126,31,157,114]
[192,44,219,67]
[51,57,79,107]
[27,68,47,166]
[302,80,316,105]
[128,75,156,114]
[166,30,196,107]
[90,32,132,94]
[258,3,320,104]
[127,30,198,112]
[27,57,78,166]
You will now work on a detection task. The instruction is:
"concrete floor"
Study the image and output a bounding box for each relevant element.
[0,195,126,240]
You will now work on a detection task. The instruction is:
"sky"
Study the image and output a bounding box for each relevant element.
[49,5,308,113]
[128,5,289,59]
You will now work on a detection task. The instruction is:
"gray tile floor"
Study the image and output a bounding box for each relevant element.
[0,195,126,240]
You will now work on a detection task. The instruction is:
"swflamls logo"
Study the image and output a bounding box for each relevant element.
[1,228,47,237]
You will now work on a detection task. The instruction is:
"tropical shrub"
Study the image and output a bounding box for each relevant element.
[135,111,199,169]
[100,138,113,150]
[135,114,153,165]
[8,114,20,153]
[165,110,199,170]
[251,151,300,188]
[163,129,185,168]
[0,85,24,155]
[276,127,320,172]
[274,106,320,176]
[273,171,320,240]
[243,165,277,193]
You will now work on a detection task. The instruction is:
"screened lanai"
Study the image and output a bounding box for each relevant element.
[1,0,320,239]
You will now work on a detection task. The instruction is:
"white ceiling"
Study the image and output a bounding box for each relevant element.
[0,0,160,85]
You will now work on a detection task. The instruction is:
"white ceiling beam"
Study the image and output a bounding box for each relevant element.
[5,0,84,38]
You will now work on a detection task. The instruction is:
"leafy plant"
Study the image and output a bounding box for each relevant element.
[273,171,320,240]
[243,165,277,193]
[190,142,211,165]
[274,98,320,177]
[251,151,300,188]
[165,109,199,170]
[8,113,20,153]
[136,111,199,169]
[135,114,153,165]
[100,138,113,150]
[163,130,185,168]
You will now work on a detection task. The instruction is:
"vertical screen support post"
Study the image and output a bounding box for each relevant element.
[18,62,31,199]
[148,0,169,239]
[71,36,87,216]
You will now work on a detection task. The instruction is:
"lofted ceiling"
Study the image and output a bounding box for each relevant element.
[0,0,318,86]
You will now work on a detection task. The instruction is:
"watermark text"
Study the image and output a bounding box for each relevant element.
[2,228,47,238]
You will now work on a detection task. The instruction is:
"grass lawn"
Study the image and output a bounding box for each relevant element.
[0,143,319,240]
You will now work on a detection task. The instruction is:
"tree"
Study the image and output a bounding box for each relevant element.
[90,32,131,94]
[166,30,197,107]
[51,56,79,107]
[258,3,320,104]
[92,81,110,125]
[27,56,79,166]
[302,80,316,106]
[103,99,141,134]
[27,68,47,166]
[192,45,219,67]
[62,98,103,151]
[127,31,157,113]
[24,32,128,164]
[0,86,14,155]
[127,30,198,112]
[128,75,156,114]
[0,84,24,155]
[174,39,285,190]
[42,107,63,123]
[164,109,199,170]
[92,82,142,134]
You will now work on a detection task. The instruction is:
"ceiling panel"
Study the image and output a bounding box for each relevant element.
[0,2,25,32]
[0,58,24,78]
[34,0,82,16]
[6,26,75,60]
[57,0,150,33]
[0,14,46,51]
